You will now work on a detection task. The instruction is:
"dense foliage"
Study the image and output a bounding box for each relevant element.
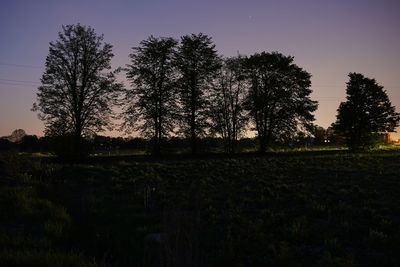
[33,24,123,158]
[175,33,222,153]
[332,73,400,150]
[209,56,248,153]
[244,52,318,152]
[120,38,321,154]
[31,25,399,157]
[122,36,178,155]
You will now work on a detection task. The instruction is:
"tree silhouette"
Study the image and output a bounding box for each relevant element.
[311,125,328,145]
[209,56,248,154]
[121,36,178,155]
[33,24,122,158]
[332,73,400,150]
[175,33,221,154]
[244,52,317,153]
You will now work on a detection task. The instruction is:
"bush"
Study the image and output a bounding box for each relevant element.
[51,134,93,161]
[0,250,102,267]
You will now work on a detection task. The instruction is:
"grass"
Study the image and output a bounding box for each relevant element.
[1,148,400,266]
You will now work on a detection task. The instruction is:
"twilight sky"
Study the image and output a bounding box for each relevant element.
[1,0,399,138]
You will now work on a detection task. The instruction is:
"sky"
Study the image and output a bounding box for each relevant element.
[1,0,399,139]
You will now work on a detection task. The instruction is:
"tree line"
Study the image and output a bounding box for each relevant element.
[32,24,400,158]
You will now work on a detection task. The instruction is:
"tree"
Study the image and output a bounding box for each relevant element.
[33,24,122,158]
[244,52,317,153]
[310,125,345,146]
[311,125,328,145]
[175,33,221,153]
[209,56,248,154]
[332,73,400,150]
[121,36,178,155]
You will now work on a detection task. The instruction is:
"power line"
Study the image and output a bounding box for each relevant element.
[0,81,38,87]
[0,62,399,87]
[313,95,343,98]
[0,62,43,69]
[313,84,400,88]
[0,78,41,84]
[313,85,344,87]
[315,100,343,102]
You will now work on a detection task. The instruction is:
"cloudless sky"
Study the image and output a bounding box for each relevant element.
[1,0,399,138]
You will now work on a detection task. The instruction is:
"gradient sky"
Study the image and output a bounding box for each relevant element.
[1,0,399,138]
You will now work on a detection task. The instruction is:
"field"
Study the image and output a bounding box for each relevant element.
[0,149,400,267]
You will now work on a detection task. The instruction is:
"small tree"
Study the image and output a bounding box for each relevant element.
[33,24,122,159]
[311,125,328,146]
[121,36,178,155]
[175,33,221,153]
[209,56,248,154]
[332,73,400,150]
[244,52,317,153]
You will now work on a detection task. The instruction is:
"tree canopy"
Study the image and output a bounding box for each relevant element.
[175,33,221,153]
[244,52,317,152]
[122,36,178,155]
[35,27,400,156]
[332,73,400,150]
[209,56,248,153]
[33,24,122,157]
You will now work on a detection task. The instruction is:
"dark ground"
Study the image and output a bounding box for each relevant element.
[0,149,399,266]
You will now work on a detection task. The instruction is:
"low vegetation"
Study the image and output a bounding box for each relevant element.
[1,148,400,266]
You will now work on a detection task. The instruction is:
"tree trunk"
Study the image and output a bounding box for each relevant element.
[73,126,83,159]
[190,79,197,154]
[153,117,161,156]
[190,114,196,154]
[258,135,267,154]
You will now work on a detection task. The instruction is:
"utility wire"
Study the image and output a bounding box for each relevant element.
[0,62,399,87]
[313,84,400,88]
[0,62,43,69]
[0,81,38,87]
[0,78,40,84]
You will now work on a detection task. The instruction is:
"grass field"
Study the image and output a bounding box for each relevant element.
[0,149,400,266]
